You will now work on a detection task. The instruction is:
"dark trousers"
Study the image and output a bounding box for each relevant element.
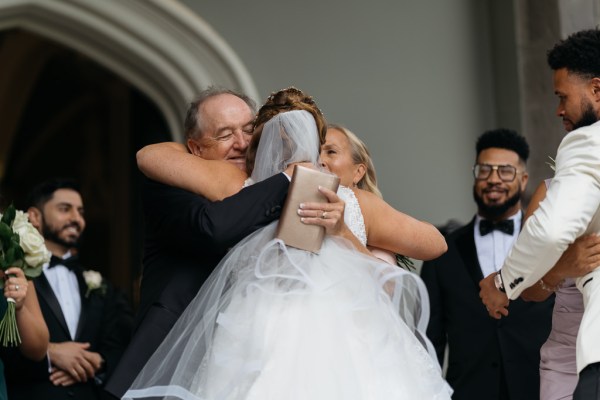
[574,362,600,400]
[499,362,510,400]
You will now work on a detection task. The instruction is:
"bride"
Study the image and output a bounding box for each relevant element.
[125,90,452,399]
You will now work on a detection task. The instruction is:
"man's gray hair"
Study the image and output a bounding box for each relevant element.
[184,87,256,140]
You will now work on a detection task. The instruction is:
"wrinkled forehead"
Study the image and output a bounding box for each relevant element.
[199,94,254,137]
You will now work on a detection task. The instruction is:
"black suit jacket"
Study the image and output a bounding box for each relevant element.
[3,265,133,400]
[105,175,289,398]
[420,218,554,400]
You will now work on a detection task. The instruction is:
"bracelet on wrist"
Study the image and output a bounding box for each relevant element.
[539,278,564,292]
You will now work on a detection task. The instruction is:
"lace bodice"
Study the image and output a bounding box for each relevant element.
[338,186,367,246]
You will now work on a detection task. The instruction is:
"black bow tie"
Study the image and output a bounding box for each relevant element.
[479,219,514,236]
[48,255,79,271]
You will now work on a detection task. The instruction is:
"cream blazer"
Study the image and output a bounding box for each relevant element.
[501,120,600,373]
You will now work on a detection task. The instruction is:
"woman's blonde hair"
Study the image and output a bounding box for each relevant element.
[328,124,382,198]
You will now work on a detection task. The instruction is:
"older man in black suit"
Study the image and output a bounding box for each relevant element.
[105,88,307,398]
[3,178,133,400]
[421,129,554,400]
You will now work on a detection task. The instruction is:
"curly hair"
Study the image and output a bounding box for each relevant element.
[476,128,529,164]
[327,124,382,198]
[547,28,600,79]
[246,87,326,175]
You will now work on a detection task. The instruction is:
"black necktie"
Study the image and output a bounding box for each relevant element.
[479,219,514,236]
[48,255,79,271]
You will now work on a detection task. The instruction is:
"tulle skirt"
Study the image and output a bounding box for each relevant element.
[124,222,452,400]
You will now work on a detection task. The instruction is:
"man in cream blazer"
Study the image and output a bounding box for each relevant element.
[480,29,600,400]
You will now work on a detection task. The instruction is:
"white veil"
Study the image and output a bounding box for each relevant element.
[123,109,447,400]
[250,109,321,183]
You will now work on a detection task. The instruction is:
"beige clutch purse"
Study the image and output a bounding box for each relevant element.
[275,165,340,253]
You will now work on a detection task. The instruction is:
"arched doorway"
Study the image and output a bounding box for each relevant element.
[0,28,170,305]
[0,0,258,307]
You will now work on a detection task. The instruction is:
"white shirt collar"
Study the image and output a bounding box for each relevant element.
[474,211,522,278]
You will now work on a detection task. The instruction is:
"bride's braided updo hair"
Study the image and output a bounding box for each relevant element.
[246,87,327,176]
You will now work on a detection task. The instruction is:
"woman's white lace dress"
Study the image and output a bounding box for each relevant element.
[124,185,452,400]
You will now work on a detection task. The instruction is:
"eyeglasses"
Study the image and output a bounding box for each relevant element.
[473,164,522,182]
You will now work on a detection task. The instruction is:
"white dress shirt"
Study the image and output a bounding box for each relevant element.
[474,212,522,279]
[43,251,81,339]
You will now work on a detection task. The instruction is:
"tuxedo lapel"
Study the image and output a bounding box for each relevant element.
[35,273,71,338]
[455,219,484,288]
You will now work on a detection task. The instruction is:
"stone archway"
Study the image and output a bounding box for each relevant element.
[0,0,258,165]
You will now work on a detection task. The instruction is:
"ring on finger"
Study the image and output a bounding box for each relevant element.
[322,211,327,219]
[14,284,19,291]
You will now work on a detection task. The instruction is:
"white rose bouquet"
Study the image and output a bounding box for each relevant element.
[0,204,51,346]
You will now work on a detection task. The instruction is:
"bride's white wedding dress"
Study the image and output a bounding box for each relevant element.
[124,110,452,399]
[124,186,452,400]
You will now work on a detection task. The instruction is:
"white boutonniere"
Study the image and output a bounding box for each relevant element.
[82,270,107,298]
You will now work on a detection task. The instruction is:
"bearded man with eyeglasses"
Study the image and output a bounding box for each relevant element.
[421,129,554,400]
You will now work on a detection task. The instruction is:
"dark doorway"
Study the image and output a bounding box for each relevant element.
[0,29,171,308]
